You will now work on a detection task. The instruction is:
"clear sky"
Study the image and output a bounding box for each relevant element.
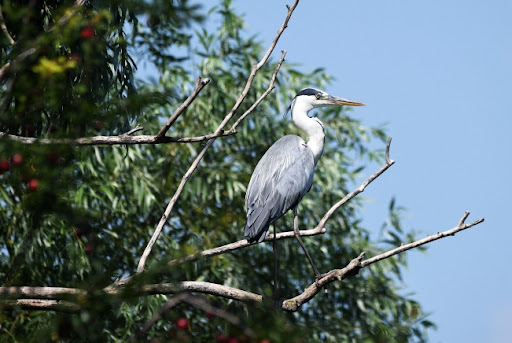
[235,1,511,342]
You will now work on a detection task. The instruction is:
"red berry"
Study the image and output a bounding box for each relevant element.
[0,160,10,172]
[216,334,228,343]
[206,312,215,320]
[11,153,23,166]
[27,178,39,192]
[227,337,239,343]
[259,340,271,343]
[80,26,95,39]
[176,317,188,330]
[84,244,94,254]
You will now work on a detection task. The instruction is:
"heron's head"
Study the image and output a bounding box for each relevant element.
[287,88,365,114]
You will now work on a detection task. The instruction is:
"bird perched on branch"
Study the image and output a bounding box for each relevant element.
[244,88,364,282]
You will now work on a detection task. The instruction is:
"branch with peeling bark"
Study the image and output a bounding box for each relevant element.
[0,211,484,313]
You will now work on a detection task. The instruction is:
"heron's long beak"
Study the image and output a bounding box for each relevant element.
[324,95,365,107]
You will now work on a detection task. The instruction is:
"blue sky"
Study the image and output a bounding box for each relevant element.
[236,1,511,342]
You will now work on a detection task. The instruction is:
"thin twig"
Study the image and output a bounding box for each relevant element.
[156,77,211,137]
[0,48,36,82]
[135,2,297,273]
[361,212,484,268]
[315,136,395,231]
[230,50,287,130]
[0,5,15,45]
[123,124,144,136]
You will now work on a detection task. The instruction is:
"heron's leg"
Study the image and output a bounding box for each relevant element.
[272,223,279,307]
[293,207,323,279]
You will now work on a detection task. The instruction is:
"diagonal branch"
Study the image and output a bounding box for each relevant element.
[229,50,287,131]
[315,136,395,231]
[0,4,15,45]
[135,0,297,273]
[281,212,484,311]
[156,77,211,137]
[360,211,484,268]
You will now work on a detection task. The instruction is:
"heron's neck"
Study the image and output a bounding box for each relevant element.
[291,101,325,165]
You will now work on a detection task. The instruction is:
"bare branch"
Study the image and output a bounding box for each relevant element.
[282,253,366,311]
[2,281,262,304]
[0,130,236,146]
[134,282,261,303]
[168,227,327,267]
[315,136,395,231]
[0,286,86,299]
[282,212,485,311]
[360,212,484,268]
[136,2,299,274]
[0,5,15,45]
[124,124,144,136]
[230,50,287,130]
[385,136,393,164]
[0,299,80,312]
[0,48,36,82]
[156,77,211,137]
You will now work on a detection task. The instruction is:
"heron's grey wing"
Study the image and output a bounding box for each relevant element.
[244,135,315,243]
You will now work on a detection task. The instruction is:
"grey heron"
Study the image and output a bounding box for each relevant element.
[244,88,364,282]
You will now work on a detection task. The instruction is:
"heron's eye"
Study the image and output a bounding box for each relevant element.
[315,93,321,99]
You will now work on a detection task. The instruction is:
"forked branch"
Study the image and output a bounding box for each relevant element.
[282,211,484,311]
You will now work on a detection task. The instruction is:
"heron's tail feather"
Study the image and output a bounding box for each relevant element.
[244,204,270,243]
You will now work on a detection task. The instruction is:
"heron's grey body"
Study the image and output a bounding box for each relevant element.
[244,135,316,242]
[244,88,364,245]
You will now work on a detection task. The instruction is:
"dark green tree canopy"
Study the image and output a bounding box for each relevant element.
[0,1,483,342]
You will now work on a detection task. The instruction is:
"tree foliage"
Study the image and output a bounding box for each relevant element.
[0,0,434,342]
